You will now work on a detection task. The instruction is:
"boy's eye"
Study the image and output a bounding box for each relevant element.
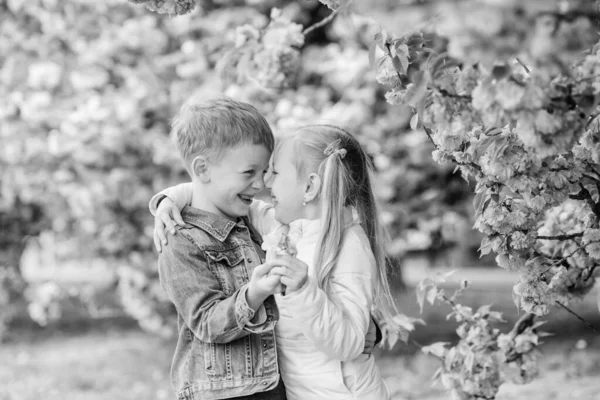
[243,170,254,175]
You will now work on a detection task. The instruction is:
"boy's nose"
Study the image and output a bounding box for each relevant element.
[252,176,266,190]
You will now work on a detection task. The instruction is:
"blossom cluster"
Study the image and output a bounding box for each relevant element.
[230,8,305,88]
[375,1,600,318]
[421,277,543,400]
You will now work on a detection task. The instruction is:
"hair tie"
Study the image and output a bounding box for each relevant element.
[324,139,347,159]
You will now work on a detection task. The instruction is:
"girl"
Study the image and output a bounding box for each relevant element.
[152,125,399,400]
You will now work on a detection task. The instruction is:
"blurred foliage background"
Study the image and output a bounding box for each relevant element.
[0,0,489,335]
[2,1,600,400]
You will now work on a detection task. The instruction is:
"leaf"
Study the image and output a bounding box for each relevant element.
[512,288,521,310]
[374,28,389,51]
[478,236,493,256]
[404,70,431,107]
[416,277,435,313]
[476,304,492,317]
[393,314,426,332]
[464,351,475,373]
[422,342,449,358]
[392,53,409,75]
[426,286,439,306]
[496,253,510,269]
[473,190,486,214]
[410,113,419,130]
[436,270,456,285]
[395,43,409,57]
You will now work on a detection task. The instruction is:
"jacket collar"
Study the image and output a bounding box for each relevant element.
[180,206,238,242]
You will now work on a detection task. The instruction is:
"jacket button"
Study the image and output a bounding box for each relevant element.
[247,258,252,263]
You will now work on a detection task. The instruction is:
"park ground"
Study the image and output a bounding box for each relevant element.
[2,264,600,400]
[1,326,599,400]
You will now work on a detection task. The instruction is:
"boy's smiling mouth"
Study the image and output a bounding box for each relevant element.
[238,194,254,204]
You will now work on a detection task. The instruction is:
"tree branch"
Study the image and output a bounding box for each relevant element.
[555,300,600,334]
[303,7,341,36]
[583,174,600,184]
[536,232,584,241]
[569,184,600,217]
[436,88,471,101]
[515,57,530,74]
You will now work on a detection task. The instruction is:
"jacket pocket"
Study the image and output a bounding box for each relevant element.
[203,341,218,378]
[205,248,244,267]
[205,248,246,295]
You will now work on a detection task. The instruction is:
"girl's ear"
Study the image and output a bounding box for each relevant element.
[304,173,321,202]
[191,156,210,183]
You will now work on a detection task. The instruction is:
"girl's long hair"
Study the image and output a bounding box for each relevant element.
[285,125,400,332]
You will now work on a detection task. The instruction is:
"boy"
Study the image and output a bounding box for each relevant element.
[157,98,288,400]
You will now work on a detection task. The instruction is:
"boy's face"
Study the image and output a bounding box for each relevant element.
[268,140,306,224]
[204,144,271,220]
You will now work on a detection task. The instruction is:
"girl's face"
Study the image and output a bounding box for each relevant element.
[268,139,307,224]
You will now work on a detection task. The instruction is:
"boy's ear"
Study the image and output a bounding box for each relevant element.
[304,173,321,202]
[191,156,210,183]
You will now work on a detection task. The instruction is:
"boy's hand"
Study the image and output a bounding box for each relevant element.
[154,197,187,252]
[362,318,379,355]
[246,261,285,311]
[269,255,308,294]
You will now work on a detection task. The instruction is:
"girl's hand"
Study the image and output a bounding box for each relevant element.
[246,261,285,311]
[154,197,187,252]
[269,255,308,294]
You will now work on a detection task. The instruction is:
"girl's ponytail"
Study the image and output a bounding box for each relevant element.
[315,144,349,290]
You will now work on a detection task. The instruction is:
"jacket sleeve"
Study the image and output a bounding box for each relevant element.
[158,230,277,343]
[277,230,374,361]
[149,182,193,216]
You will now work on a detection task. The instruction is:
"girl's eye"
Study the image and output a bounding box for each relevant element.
[243,170,254,175]
[271,170,278,176]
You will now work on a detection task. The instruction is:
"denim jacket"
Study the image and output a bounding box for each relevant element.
[158,205,280,400]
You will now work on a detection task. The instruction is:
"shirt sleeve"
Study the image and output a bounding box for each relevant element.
[158,230,277,343]
[277,229,374,361]
[149,182,193,216]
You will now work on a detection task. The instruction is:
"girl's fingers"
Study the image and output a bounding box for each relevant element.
[172,209,187,227]
[253,261,280,277]
[280,276,293,288]
[160,213,177,235]
[268,266,287,276]
[154,218,167,252]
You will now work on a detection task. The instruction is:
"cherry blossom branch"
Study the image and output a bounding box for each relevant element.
[436,88,471,101]
[303,7,341,36]
[583,174,600,184]
[569,184,600,217]
[584,264,597,281]
[536,232,584,240]
[515,57,530,74]
[555,300,600,334]
[423,125,483,173]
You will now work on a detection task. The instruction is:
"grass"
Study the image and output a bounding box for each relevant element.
[1,324,599,400]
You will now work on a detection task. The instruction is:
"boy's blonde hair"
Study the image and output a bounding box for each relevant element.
[171,97,274,170]
[278,125,401,334]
